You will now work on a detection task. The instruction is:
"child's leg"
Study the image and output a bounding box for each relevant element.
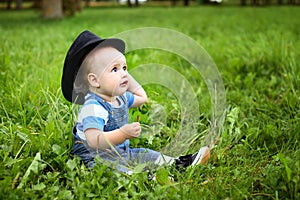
[128,148,176,167]
[129,146,210,168]
[154,154,176,166]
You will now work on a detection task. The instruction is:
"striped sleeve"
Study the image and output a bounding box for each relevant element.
[126,91,135,108]
[78,100,108,132]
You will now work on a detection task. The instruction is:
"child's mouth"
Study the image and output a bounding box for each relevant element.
[120,80,128,87]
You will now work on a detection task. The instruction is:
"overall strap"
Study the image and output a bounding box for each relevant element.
[85,93,112,111]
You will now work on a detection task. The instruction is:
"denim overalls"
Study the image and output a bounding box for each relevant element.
[71,92,160,173]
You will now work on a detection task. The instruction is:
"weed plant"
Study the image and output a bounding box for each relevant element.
[0,6,299,199]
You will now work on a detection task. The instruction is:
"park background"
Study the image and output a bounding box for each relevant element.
[0,0,299,199]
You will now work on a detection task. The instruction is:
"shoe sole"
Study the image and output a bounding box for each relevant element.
[191,146,210,166]
[200,147,210,164]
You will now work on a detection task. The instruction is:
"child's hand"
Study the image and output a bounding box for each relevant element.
[120,123,141,139]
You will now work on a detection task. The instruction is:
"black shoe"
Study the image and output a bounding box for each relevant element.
[175,146,210,169]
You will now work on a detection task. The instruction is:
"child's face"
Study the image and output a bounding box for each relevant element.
[88,47,128,98]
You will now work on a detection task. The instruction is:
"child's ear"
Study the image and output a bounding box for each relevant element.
[87,73,100,88]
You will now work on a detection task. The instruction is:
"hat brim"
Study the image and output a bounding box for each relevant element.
[62,37,125,104]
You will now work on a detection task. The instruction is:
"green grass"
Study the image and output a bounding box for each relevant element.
[1,5,300,199]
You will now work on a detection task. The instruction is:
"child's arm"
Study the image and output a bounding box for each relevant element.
[127,73,148,107]
[85,122,141,149]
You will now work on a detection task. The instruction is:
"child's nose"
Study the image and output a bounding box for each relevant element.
[121,70,127,77]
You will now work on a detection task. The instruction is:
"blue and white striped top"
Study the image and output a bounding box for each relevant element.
[75,91,135,140]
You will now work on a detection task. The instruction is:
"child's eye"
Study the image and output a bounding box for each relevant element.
[111,67,117,72]
[123,66,127,71]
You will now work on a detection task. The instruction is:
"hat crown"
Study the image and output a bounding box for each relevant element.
[67,30,102,60]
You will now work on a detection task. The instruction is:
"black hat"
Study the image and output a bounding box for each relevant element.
[61,30,125,104]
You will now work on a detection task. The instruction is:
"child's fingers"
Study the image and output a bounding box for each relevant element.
[131,122,140,126]
[134,123,141,137]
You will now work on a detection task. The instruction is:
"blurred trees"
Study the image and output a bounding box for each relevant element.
[62,0,82,16]
[15,0,22,9]
[3,0,299,14]
[32,0,42,8]
[6,0,12,9]
[41,0,81,19]
[85,0,91,6]
[184,0,190,6]
[4,0,81,17]
[6,0,22,9]
[5,0,23,9]
[42,0,63,19]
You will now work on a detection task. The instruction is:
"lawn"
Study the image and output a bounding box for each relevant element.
[0,5,299,199]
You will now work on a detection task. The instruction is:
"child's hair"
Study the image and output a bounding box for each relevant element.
[73,45,100,96]
[73,65,89,96]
